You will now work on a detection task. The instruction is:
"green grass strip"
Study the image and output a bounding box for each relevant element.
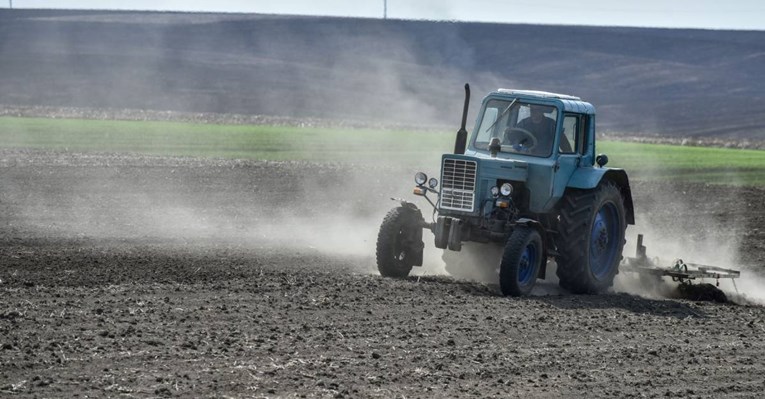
[1,116,763,186]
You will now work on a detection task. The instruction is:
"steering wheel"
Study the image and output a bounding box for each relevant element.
[504,127,538,151]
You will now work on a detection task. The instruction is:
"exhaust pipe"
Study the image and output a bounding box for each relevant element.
[454,83,470,154]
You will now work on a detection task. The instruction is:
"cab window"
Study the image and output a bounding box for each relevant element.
[560,115,579,154]
[472,99,559,157]
[475,107,498,143]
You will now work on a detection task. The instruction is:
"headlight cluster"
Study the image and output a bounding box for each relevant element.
[500,183,513,196]
[492,182,514,197]
[414,172,438,188]
[415,172,427,185]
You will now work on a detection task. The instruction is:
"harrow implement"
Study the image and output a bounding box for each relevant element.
[620,234,741,295]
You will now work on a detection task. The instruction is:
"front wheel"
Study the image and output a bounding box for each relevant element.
[500,227,544,296]
[376,207,422,278]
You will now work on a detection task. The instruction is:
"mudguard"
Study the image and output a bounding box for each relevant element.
[566,167,635,225]
[391,197,420,211]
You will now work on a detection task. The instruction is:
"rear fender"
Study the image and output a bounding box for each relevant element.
[566,168,635,225]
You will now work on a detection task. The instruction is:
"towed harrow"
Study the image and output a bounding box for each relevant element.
[620,234,741,302]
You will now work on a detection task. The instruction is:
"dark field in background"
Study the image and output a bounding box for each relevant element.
[1,9,764,141]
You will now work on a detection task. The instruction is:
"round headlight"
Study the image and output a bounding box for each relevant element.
[490,186,500,197]
[428,178,438,188]
[415,172,428,186]
[500,183,513,196]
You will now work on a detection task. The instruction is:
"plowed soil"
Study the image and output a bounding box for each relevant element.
[2,150,765,398]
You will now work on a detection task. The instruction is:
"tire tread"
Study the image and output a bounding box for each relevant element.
[555,182,627,294]
[376,207,415,278]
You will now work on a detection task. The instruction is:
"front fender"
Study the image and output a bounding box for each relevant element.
[391,197,420,211]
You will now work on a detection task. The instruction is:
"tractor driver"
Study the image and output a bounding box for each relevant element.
[505,104,566,155]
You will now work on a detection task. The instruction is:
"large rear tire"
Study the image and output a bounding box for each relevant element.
[376,207,421,278]
[500,227,543,296]
[556,182,627,294]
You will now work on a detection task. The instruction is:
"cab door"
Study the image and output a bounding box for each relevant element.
[549,114,584,203]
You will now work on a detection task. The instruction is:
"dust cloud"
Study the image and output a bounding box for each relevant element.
[4,145,762,304]
[1,8,464,268]
[0,148,453,277]
[611,144,764,305]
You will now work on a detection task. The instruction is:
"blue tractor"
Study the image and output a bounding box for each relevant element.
[376,85,635,296]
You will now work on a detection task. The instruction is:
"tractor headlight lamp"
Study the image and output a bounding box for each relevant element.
[415,172,428,186]
[490,186,500,197]
[428,178,438,189]
[500,183,513,196]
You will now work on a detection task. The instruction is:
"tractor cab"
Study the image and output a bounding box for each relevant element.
[466,89,595,164]
[443,89,601,215]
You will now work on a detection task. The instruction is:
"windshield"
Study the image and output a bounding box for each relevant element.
[472,99,559,157]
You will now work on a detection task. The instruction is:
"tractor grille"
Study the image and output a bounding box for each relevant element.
[440,158,477,212]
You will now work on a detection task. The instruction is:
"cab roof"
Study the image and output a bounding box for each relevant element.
[496,89,580,100]
[492,88,595,115]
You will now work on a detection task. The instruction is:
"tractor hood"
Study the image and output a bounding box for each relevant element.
[438,154,528,215]
[439,153,562,215]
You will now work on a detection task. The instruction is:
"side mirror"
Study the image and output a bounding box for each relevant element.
[489,137,501,158]
[596,153,609,167]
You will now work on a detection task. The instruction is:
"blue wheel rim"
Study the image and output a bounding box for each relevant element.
[518,242,538,286]
[589,202,619,280]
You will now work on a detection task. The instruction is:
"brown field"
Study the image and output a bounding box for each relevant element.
[2,150,764,398]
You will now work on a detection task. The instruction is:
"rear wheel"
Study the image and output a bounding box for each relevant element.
[556,182,627,294]
[500,227,543,296]
[376,207,421,278]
